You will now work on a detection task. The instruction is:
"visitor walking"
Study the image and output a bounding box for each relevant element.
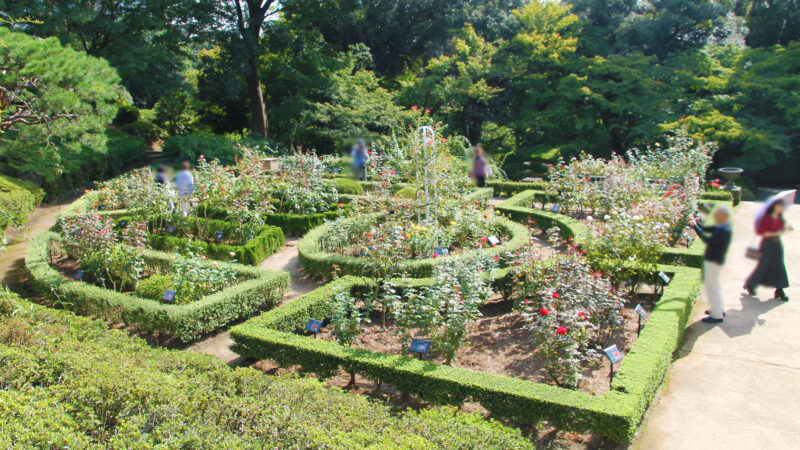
[472,145,489,188]
[690,206,733,323]
[155,165,175,213]
[745,198,792,301]
[175,160,194,217]
[351,139,369,181]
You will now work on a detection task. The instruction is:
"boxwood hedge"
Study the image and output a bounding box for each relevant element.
[115,215,285,265]
[231,264,702,442]
[297,214,530,278]
[0,175,44,231]
[25,231,290,342]
[495,190,723,268]
[0,291,532,447]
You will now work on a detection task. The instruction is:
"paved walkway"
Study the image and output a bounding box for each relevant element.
[636,201,800,449]
[188,237,321,364]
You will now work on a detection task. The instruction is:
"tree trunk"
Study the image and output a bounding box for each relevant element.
[246,56,268,139]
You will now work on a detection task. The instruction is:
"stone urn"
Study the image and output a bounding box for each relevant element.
[718,167,743,205]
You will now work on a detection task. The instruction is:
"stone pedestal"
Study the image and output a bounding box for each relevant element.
[731,187,742,206]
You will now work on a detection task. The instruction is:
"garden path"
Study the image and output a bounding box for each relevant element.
[188,237,322,365]
[635,201,800,449]
[0,199,71,292]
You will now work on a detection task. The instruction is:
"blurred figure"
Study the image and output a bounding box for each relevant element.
[472,145,489,187]
[174,160,194,217]
[690,206,732,323]
[746,199,792,301]
[351,139,369,181]
[155,164,175,213]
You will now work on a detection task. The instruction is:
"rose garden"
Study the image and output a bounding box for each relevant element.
[10,109,738,444]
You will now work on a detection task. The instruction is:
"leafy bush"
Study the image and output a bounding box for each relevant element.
[162,133,240,165]
[113,104,140,125]
[121,119,163,144]
[0,290,531,447]
[0,175,43,232]
[333,177,364,195]
[133,274,177,301]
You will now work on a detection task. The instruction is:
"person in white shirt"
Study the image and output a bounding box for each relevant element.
[174,160,194,216]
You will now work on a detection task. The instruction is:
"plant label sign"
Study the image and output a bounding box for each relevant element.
[162,290,176,303]
[604,345,623,364]
[97,204,107,211]
[305,318,323,334]
[359,246,373,256]
[214,231,224,241]
[73,270,85,281]
[658,271,671,284]
[410,339,431,354]
[634,304,648,320]
[487,236,500,247]
[434,246,449,255]
[166,225,176,234]
[550,204,561,213]
[118,220,128,228]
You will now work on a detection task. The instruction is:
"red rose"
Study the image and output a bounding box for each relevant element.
[493,256,500,260]
[552,292,560,299]
[411,105,418,110]
[539,308,549,317]
[337,203,343,208]
[578,312,586,320]
[480,237,488,242]
[557,326,567,335]
[432,253,439,258]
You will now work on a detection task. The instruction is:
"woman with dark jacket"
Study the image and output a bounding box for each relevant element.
[745,199,792,301]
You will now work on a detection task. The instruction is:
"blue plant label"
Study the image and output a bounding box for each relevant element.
[166,225,176,234]
[73,270,84,281]
[305,318,323,334]
[551,204,561,213]
[118,220,128,228]
[487,236,500,246]
[410,339,431,354]
[214,231,224,240]
[604,345,623,364]
[359,246,373,256]
[634,304,647,320]
[97,204,107,211]
[434,246,449,255]
[658,271,671,284]
[162,290,176,302]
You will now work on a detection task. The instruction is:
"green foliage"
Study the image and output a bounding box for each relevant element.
[133,274,177,302]
[162,132,239,165]
[26,232,290,342]
[0,290,530,447]
[0,28,138,196]
[333,177,364,195]
[746,0,800,47]
[0,175,43,231]
[153,91,199,135]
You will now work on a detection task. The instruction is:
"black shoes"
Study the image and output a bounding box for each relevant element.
[776,289,789,301]
[702,316,724,324]
[705,310,726,318]
[744,285,757,296]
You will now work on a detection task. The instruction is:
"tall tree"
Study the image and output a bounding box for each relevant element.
[225,0,278,138]
[0,0,217,106]
[746,0,800,47]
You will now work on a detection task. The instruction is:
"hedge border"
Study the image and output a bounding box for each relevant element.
[494,190,727,268]
[231,264,701,442]
[26,231,290,342]
[115,215,285,266]
[297,214,530,278]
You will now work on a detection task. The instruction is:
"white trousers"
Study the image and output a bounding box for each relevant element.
[179,196,189,216]
[704,261,725,319]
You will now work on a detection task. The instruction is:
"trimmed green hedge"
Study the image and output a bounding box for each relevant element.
[333,177,364,195]
[699,190,734,202]
[298,215,530,278]
[231,265,702,442]
[25,232,290,342]
[0,290,532,447]
[486,180,548,197]
[120,215,285,266]
[496,190,709,268]
[0,175,44,231]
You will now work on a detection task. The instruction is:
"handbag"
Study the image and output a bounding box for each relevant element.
[745,236,761,260]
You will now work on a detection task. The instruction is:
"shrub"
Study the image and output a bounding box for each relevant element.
[113,104,140,125]
[333,177,364,195]
[0,175,43,231]
[133,274,177,301]
[162,133,239,165]
[121,119,163,144]
[395,186,417,198]
[0,290,532,447]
